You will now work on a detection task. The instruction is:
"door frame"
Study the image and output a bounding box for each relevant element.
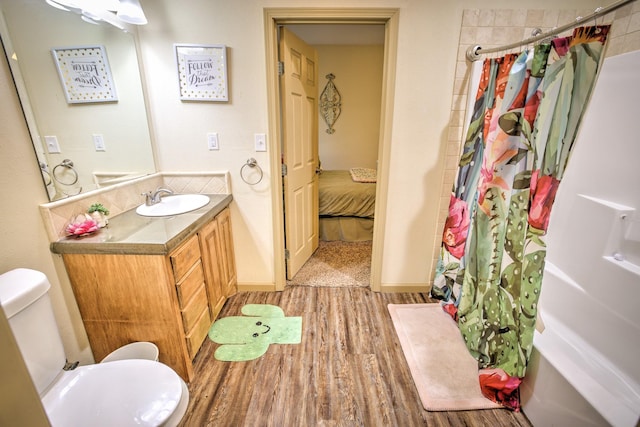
[264,8,399,292]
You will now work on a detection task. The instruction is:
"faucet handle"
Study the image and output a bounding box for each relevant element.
[141,191,153,206]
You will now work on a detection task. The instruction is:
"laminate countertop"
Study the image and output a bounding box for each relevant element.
[50,194,233,255]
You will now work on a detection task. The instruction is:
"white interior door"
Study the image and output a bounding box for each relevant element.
[280,27,319,280]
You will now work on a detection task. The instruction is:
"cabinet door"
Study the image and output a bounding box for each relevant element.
[216,207,237,296]
[198,218,226,319]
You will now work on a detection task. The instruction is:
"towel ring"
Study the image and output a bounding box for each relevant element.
[40,162,52,186]
[53,159,79,186]
[240,158,263,185]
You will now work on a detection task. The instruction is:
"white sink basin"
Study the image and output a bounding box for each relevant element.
[136,194,210,217]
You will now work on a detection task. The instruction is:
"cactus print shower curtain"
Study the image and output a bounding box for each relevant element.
[430,25,610,410]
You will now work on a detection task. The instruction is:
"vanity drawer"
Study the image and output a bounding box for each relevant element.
[170,234,201,281]
[186,306,211,360]
[181,285,209,333]
[175,261,205,308]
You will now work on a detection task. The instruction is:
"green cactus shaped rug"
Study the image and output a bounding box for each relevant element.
[208,304,302,362]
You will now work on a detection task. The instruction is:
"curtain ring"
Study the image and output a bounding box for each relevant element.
[53,159,79,186]
[594,7,603,27]
[240,158,263,185]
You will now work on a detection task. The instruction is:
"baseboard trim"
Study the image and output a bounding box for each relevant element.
[237,282,431,293]
[379,283,432,293]
[237,282,277,292]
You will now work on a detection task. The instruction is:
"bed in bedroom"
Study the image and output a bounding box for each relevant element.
[319,169,376,241]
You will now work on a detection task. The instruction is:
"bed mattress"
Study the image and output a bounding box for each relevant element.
[319,170,376,218]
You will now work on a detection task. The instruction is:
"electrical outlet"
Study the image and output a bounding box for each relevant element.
[44,136,61,153]
[93,134,106,151]
[254,133,267,152]
[207,133,219,150]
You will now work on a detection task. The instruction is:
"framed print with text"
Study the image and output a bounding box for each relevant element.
[51,45,117,104]
[175,44,228,101]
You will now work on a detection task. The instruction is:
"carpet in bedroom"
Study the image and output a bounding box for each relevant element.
[286,240,371,288]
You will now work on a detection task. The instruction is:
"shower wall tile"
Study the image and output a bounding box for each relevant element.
[623,30,640,52]
[606,5,640,56]
[613,14,632,36]
[525,10,545,27]
[450,110,464,128]
[629,11,640,32]
[462,9,479,27]
[496,10,524,27]
[452,78,466,95]
[476,27,494,44]
[542,10,560,27]
[459,27,477,44]
[447,126,462,144]
[557,10,578,25]
[478,10,496,27]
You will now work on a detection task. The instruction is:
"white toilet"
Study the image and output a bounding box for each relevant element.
[0,268,189,427]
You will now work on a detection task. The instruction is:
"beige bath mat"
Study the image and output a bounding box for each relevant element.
[388,303,502,411]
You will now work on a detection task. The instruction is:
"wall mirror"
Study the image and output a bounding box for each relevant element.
[0,0,155,200]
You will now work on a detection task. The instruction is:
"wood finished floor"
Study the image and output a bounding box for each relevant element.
[178,286,532,427]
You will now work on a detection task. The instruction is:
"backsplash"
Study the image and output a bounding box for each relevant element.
[40,172,230,241]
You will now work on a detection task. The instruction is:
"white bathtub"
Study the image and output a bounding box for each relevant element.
[521,262,640,427]
[519,50,640,427]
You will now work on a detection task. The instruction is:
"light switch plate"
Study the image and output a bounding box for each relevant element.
[44,136,61,153]
[93,134,106,151]
[207,133,219,150]
[254,133,267,152]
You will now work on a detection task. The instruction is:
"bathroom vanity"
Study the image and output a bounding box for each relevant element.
[51,194,236,382]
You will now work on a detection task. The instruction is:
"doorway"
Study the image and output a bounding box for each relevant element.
[264,8,399,292]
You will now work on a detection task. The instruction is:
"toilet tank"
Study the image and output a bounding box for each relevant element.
[0,268,67,395]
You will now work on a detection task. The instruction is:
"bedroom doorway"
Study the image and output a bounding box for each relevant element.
[264,8,400,292]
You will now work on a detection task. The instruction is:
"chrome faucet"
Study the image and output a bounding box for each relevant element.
[142,187,174,206]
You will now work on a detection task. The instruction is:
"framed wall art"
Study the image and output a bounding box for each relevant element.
[175,44,228,101]
[51,45,117,104]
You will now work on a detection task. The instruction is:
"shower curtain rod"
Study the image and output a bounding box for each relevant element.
[466,0,636,61]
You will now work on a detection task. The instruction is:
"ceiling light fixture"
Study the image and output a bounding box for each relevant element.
[117,0,148,25]
[81,15,100,25]
[95,0,120,11]
[45,0,70,11]
[44,0,148,28]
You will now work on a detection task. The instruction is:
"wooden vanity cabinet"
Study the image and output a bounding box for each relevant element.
[198,207,237,317]
[169,235,212,361]
[216,207,237,296]
[61,207,236,382]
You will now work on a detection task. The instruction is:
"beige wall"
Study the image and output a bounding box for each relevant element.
[316,44,384,171]
[5,0,636,416]
[136,0,603,290]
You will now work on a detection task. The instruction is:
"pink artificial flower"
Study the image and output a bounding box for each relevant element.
[66,218,99,236]
[528,170,560,232]
[442,195,470,259]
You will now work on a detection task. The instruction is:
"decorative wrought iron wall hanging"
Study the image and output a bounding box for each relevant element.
[319,73,341,134]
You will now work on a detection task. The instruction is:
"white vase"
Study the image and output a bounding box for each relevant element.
[90,211,108,228]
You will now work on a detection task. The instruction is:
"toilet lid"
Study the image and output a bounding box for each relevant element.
[42,359,184,427]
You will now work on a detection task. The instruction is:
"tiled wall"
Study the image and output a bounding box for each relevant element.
[432,3,640,282]
[40,172,230,241]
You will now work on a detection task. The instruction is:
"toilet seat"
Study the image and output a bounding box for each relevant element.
[42,359,185,427]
